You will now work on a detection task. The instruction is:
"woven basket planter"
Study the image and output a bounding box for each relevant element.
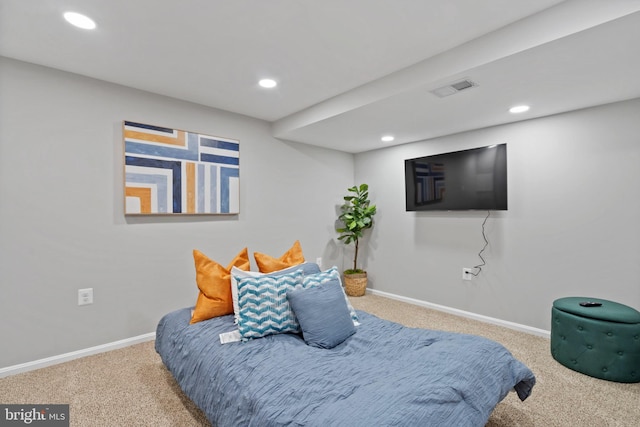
[343,272,367,297]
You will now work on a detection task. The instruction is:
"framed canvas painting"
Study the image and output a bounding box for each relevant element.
[123,121,240,215]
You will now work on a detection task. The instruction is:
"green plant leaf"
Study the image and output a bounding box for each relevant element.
[335,183,377,271]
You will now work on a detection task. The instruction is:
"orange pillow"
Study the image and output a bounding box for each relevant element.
[254,240,305,273]
[190,248,250,324]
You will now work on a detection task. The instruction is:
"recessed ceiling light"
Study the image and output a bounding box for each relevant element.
[381,135,395,142]
[509,105,530,114]
[63,12,96,30]
[258,79,277,89]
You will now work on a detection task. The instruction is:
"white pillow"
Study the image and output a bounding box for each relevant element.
[230,267,262,324]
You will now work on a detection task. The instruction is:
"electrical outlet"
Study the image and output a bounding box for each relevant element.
[462,268,474,281]
[78,288,93,305]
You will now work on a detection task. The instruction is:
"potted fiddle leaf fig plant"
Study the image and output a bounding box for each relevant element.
[336,183,377,296]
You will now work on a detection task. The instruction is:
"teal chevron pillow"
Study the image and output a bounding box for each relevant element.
[302,267,360,326]
[236,269,305,339]
[231,262,321,324]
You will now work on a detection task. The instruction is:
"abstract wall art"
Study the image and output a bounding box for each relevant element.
[123,121,240,215]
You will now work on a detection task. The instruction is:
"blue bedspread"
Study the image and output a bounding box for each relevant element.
[156,308,535,427]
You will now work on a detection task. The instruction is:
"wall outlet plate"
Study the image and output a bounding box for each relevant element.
[78,288,93,305]
[462,268,474,281]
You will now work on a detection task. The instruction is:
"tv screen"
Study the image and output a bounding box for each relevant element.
[405,144,507,211]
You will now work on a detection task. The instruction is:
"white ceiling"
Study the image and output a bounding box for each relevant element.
[2,0,640,153]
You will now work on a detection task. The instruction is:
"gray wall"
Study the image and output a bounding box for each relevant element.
[0,57,354,368]
[355,97,640,330]
[3,54,639,369]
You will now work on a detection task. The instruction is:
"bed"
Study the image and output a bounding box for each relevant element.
[155,305,535,426]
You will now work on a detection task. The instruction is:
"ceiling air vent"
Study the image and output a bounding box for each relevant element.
[430,79,478,98]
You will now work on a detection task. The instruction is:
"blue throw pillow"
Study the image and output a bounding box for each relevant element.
[302,267,359,325]
[236,270,304,339]
[287,279,356,349]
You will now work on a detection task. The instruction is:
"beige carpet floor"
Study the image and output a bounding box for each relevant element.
[1,294,638,426]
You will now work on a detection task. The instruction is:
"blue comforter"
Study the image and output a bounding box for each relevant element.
[156,308,535,427]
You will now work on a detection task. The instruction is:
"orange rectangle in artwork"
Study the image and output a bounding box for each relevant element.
[186,162,196,213]
[125,187,152,214]
[124,129,186,147]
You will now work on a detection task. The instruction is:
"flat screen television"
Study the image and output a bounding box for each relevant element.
[405,144,507,211]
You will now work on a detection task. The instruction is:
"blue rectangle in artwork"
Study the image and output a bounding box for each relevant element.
[125,141,198,161]
[220,167,239,213]
[124,121,175,134]
[201,153,240,166]
[208,164,218,213]
[124,138,199,161]
[125,156,182,213]
[200,137,239,151]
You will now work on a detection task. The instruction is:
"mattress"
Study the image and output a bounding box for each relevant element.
[156,307,535,426]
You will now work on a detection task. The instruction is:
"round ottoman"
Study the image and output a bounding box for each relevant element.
[550,297,640,383]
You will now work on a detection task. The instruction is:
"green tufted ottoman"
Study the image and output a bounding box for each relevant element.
[551,297,640,383]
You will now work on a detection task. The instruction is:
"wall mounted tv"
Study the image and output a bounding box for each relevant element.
[405,144,507,211]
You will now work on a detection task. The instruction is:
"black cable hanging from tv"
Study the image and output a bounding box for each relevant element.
[471,211,490,276]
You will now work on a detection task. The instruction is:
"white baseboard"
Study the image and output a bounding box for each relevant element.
[0,332,156,379]
[1,292,549,378]
[367,289,550,338]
